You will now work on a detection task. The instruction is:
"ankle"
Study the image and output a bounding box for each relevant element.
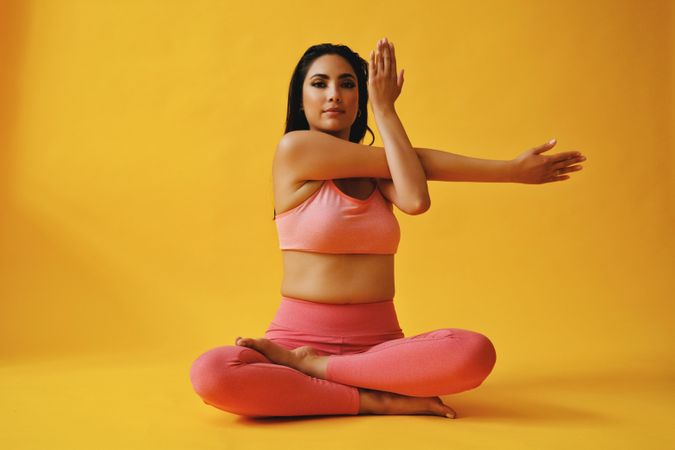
[294,353,328,379]
[357,388,380,414]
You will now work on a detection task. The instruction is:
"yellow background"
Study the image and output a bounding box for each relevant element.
[1,0,673,449]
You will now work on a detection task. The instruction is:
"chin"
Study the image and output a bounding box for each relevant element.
[317,123,341,131]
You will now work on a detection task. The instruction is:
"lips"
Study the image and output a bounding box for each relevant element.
[324,108,344,113]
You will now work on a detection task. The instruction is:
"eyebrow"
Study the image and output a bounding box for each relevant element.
[310,73,356,80]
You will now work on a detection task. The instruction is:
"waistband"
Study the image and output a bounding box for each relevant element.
[266,295,403,337]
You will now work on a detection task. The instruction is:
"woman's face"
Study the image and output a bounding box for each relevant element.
[302,54,359,141]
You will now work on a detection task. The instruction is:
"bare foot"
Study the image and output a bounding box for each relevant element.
[358,388,457,419]
[235,336,328,378]
[235,337,456,418]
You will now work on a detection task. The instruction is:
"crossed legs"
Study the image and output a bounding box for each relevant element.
[189,328,496,418]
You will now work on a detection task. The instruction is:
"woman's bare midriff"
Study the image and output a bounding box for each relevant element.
[280,250,395,304]
[275,177,395,305]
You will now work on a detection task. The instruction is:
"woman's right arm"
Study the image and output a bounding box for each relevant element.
[274,38,431,215]
[368,38,429,213]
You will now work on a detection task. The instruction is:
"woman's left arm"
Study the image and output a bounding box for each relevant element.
[414,139,586,184]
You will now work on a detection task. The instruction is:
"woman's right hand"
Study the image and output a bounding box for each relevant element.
[368,37,404,113]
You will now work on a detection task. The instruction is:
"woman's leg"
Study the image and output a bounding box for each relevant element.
[189,344,360,417]
[325,328,497,397]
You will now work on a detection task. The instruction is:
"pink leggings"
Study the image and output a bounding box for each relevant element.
[189,296,497,417]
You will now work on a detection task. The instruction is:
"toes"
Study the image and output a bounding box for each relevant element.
[236,337,253,347]
[435,397,456,418]
[235,338,298,366]
[441,404,457,418]
[238,337,276,354]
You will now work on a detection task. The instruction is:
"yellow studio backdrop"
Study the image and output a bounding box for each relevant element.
[1,0,673,449]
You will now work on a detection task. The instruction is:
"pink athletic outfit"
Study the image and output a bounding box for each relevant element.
[275,178,400,254]
[190,178,497,417]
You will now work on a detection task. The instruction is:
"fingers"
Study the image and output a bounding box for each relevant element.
[377,39,385,74]
[382,37,391,76]
[377,39,384,74]
[554,163,584,175]
[532,139,556,154]
[373,38,396,78]
[389,39,397,77]
[370,49,376,76]
[382,37,396,78]
[551,151,584,163]
[547,158,585,184]
[551,153,586,170]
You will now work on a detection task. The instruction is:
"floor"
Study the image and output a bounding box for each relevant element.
[2,352,673,450]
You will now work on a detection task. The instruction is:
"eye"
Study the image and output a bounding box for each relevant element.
[311,81,356,88]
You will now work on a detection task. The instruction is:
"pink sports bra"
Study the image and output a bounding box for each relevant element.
[274,179,401,254]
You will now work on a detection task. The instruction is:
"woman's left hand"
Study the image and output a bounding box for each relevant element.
[509,139,587,184]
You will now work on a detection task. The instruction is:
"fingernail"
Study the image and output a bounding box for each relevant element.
[446,413,456,419]
[549,138,556,144]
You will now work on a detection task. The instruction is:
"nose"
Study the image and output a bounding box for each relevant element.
[328,87,341,103]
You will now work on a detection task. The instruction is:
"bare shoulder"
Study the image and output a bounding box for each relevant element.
[272,137,323,216]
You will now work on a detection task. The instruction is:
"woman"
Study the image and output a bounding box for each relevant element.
[189,37,587,419]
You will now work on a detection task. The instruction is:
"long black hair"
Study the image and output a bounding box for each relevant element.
[274,43,375,220]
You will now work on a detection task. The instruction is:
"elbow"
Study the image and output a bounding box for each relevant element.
[406,196,431,215]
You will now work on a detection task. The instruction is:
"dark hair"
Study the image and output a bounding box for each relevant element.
[273,43,375,220]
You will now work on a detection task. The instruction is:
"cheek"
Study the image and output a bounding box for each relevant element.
[304,89,322,103]
[347,91,359,107]
[304,98,322,115]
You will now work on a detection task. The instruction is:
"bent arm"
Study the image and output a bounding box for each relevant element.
[414,147,514,183]
[374,107,430,213]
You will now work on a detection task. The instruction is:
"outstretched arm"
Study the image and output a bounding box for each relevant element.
[414,147,513,182]
[414,139,587,184]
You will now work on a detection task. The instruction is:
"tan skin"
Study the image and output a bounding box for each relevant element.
[237,38,456,418]
[275,51,395,304]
